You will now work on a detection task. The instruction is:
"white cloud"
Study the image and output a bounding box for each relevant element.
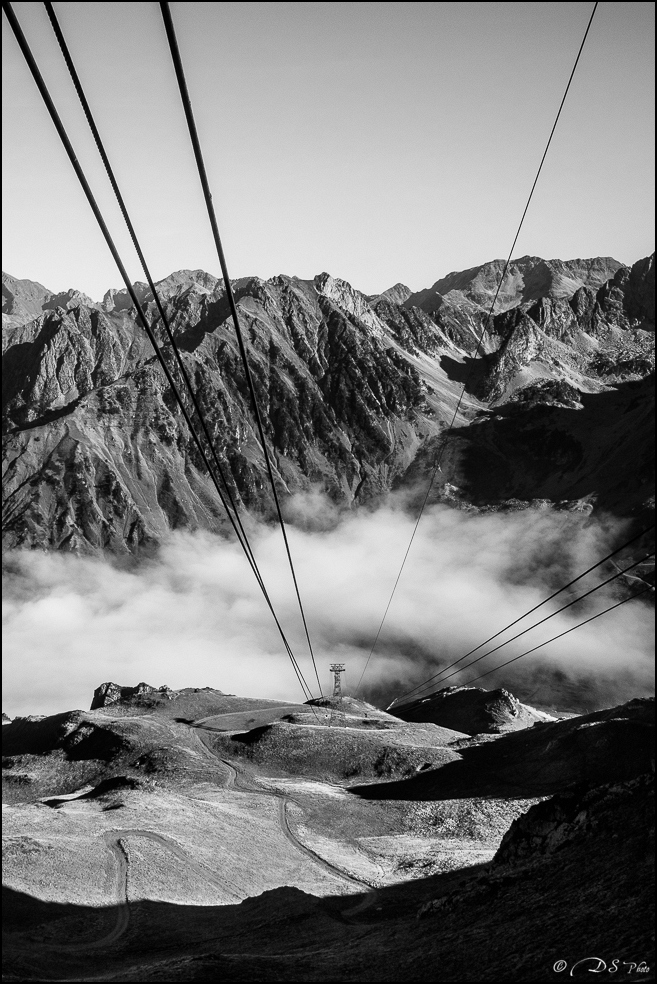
[2,501,654,717]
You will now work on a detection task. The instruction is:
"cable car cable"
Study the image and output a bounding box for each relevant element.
[390,523,654,707]
[3,0,316,704]
[159,1,322,696]
[464,583,653,689]
[393,549,654,709]
[356,1,599,696]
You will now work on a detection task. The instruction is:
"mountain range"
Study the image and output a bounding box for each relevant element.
[2,252,654,556]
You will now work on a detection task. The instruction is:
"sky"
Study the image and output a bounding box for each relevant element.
[2,1,655,301]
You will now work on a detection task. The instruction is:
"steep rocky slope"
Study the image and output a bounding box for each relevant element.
[2,254,654,553]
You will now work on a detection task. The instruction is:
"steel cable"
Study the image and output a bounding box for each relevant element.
[43,1,258,577]
[159,2,322,696]
[390,524,655,707]
[392,550,654,710]
[3,0,316,705]
[356,1,600,695]
[464,583,654,688]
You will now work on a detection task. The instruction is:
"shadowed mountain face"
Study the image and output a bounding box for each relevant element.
[2,254,654,553]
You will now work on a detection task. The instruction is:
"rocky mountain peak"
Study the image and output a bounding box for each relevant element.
[314,271,385,336]
[369,283,413,306]
[405,254,626,317]
[156,268,219,292]
[3,271,51,313]
[102,283,147,313]
[2,273,103,328]
[45,288,100,312]
[102,269,222,314]
[3,272,53,330]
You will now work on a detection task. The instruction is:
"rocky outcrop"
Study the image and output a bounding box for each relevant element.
[390,686,556,735]
[90,682,174,710]
[625,252,655,327]
[2,710,128,761]
[417,767,654,947]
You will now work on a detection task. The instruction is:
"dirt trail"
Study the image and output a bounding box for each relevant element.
[8,825,242,958]
[194,730,379,898]
[104,828,243,901]
[276,798,372,890]
[8,835,131,956]
[8,726,376,964]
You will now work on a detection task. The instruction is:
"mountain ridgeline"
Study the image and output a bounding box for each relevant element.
[2,253,654,554]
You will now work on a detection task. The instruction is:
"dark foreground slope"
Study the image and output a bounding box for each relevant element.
[3,775,654,982]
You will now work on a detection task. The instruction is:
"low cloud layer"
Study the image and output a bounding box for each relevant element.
[3,500,654,717]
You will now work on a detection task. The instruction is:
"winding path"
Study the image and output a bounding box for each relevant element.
[193,729,379,894]
[10,723,377,960]
[22,824,242,955]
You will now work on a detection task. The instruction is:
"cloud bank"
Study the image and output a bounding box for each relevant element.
[3,500,654,717]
